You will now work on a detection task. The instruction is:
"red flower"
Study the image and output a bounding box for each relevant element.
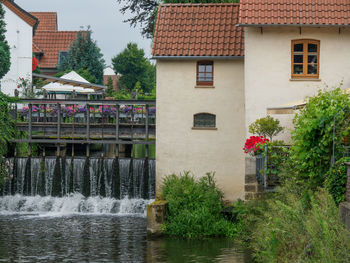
[32,57,39,71]
[243,136,269,154]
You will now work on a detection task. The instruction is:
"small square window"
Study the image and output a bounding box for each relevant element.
[197,61,213,86]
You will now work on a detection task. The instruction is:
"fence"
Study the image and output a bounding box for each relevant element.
[256,145,290,191]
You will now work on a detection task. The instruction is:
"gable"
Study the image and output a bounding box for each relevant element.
[3,0,38,30]
[30,12,57,31]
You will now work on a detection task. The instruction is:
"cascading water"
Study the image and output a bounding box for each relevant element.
[0,157,155,215]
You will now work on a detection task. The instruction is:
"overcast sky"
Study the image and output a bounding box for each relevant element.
[16,0,152,67]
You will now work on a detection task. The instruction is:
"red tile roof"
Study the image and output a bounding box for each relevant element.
[32,42,43,54]
[239,0,350,26]
[3,0,38,30]
[152,3,244,57]
[30,12,57,31]
[33,31,77,68]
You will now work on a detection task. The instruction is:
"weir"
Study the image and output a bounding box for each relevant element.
[0,157,155,214]
[3,157,155,199]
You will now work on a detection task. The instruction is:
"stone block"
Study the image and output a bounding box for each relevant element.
[245,184,257,192]
[147,200,168,236]
[245,156,256,176]
[245,174,257,184]
[339,202,350,231]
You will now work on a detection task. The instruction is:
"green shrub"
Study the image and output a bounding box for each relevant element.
[325,157,350,205]
[290,87,350,190]
[245,180,350,263]
[160,172,239,238]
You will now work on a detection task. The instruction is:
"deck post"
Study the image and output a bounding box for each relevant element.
[145,104,149,158]
[28,103,32,156]
[86,103,90,157]
[115,104,120,157]
[57,103,61,157]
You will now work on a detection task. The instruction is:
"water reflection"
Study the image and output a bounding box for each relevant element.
[0,215,252,263]
[147,237,253,263]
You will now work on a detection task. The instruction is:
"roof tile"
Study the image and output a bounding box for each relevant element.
[33,31,77,68]
[152,3,244,57]
[30,12,57,31]
[239,0,350,26]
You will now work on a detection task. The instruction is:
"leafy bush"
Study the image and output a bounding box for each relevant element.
[290,87,350,189]
[249,115,284,141]
[325,157,350,205]
[245,181,350,263]
[160,172,239,238]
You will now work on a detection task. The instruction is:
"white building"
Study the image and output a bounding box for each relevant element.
[0,0,38,96]
[153,1,350,201]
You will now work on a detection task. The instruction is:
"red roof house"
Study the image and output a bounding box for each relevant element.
[30,12,78,75]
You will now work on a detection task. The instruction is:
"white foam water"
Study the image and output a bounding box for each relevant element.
[0,194,153,217]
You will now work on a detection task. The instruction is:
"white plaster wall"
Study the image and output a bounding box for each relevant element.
[156,59,245,201]
[245,27,350,142]
[1,5,33,96]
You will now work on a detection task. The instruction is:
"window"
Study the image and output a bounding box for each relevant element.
[193,113,216,128]
[58,51,69,65]
[197,61,213,86]
[291,40,320,79]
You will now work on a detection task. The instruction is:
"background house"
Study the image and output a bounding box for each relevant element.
[152,3,245,201]
[30,12,78,75]
[103,67,119,91]
[1,0,38,96]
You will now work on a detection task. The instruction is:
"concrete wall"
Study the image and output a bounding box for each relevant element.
[245,27,350,142]
[1,5,33,96]
[156,59,245,201]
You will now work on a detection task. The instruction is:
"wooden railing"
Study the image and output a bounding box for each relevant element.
[10,98,156,157]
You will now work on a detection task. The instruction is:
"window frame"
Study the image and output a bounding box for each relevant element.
[193,113,216,129]
[291,39,320,79]
[196,61,214,86]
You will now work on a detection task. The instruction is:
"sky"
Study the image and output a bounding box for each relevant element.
[16,0,153,67]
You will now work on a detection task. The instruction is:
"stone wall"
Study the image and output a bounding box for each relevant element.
[245,156,263,200]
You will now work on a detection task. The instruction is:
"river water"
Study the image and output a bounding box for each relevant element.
[0,197,253,263]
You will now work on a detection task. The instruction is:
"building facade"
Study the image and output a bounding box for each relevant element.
[153,1,350,201]
[1,0,38,96]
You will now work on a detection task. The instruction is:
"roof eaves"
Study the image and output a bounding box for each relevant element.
[152,55,244,60]
[237,24,350,27]
[4,0,39,34]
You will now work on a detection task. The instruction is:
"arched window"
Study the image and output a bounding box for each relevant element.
[193,113,216,128]
[291,39,320,79]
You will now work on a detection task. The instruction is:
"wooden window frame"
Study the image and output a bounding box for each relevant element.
[197,61,214,86]
[291,39,320,79]
[193,113,216,128]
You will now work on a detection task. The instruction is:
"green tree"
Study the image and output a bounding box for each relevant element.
[116,0,239,38]
[112,43,155,93]
[0,2,10,80]
[249,115,284,141]
[106,76,114,97]
[58,28,105,84]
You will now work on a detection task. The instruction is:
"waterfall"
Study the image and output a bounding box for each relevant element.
[1,157,155,200]
[0,157,155,215]
[0,194,152,215]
